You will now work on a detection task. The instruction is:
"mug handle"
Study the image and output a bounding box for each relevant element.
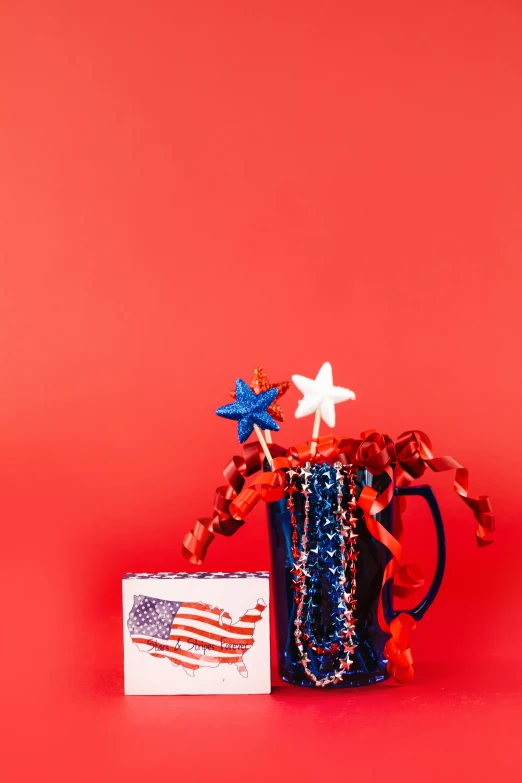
[390,485,447,621]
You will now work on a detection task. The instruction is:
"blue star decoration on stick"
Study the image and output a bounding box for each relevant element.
[216,379,280,443]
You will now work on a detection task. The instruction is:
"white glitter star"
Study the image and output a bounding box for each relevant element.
[292,362,355,428]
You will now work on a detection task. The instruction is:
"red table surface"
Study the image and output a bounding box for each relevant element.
[1,0,522,780]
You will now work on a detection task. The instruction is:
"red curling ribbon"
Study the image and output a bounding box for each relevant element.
[183,429,494,683]
[395,430,495,545]
[181,441,286,565]
[356,431,396,474]
[355,465,416,683]
[229,487,261,520]
[385,615,416,683]
[287,435,339,466]
[287,441,313,465]
[229,469,287,519]
[392,563,425,599]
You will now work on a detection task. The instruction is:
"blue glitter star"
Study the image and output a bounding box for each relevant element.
[216,378,280,443]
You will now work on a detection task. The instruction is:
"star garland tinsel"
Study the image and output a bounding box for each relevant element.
[288,461,358,686]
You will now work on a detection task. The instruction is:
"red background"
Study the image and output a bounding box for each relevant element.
[1,1,521,780]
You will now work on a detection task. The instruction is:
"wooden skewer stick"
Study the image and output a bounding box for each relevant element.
[310,409,321,457]
[254,424,273,467]
[265,430,273,444]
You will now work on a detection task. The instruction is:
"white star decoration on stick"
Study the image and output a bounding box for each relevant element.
[292,362,355,454]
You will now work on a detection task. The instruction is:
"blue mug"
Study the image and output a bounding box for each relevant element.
[267,465,446,687]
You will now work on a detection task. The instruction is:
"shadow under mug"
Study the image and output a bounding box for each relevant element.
[267,465,446,687]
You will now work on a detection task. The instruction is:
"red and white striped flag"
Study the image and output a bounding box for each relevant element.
[128,595,266,678]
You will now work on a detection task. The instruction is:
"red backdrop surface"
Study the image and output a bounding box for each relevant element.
[1,1,522,780]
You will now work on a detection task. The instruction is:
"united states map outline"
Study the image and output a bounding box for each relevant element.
[127,594,266,678]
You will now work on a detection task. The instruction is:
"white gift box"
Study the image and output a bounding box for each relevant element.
[123,571,270,695]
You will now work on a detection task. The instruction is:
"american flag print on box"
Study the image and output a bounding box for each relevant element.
[128,596,266,677]
[123,572,270,694]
